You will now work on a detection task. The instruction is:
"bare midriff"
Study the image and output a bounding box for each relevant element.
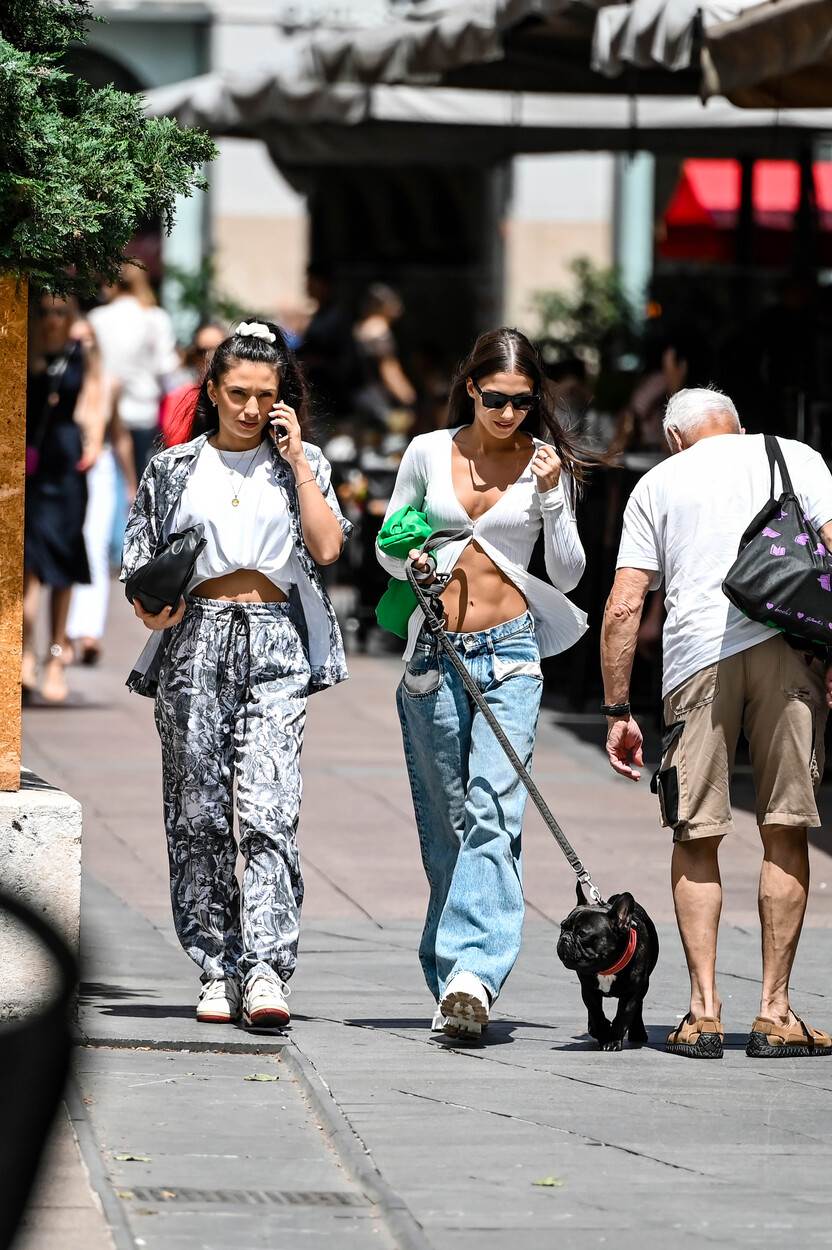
[192,569,288,604]
[439,542,527,633]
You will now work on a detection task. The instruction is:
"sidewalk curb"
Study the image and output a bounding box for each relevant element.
[65,1079,136,1250]
[283,1039,432,1250]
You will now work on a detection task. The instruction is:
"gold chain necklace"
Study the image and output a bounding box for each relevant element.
[216,444,261,508]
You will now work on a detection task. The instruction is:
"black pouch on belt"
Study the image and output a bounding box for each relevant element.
[650,720,685,828]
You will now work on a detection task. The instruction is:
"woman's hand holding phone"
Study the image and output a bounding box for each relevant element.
[269,401,304,468]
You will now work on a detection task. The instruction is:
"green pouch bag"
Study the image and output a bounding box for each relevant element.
[375,504,433,638]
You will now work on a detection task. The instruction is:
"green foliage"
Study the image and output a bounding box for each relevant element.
[2,0,92,54]
[165,258,248,326]
[532,257,637,374]
[0,2,217,291]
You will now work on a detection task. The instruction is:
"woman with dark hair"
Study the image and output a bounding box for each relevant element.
[377,327,588,1039]
[24,293,104,702]
[121,320,351,1031]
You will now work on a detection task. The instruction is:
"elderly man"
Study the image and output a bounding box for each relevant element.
[602,387,832,1059]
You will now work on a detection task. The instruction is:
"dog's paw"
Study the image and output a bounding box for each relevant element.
[628,1024,648,1047]
[600,1038,624,1052]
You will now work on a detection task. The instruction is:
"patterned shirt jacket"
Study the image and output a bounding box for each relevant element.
[120,433,352,698]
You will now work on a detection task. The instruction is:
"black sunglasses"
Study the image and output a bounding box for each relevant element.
[472,378,537,412]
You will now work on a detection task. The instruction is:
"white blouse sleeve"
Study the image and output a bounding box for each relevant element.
[375,438,427,581]
[538,473,586,593]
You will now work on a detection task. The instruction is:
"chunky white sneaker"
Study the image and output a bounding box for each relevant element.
[440,972,490,1039]
[243,976,291,1031]
[431,1006,460,1038]
[196,977,241,1024]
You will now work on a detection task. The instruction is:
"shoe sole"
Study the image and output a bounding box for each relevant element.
[243,1008,290,1032]
[746,1030,832,1058]
[441,988,489,1039]
[665,1033,723,1059]
[197,1012,239,1024]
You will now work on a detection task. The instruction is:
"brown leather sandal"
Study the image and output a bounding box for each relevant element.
[666,1013,724,1059]
[746,1015,832,1058]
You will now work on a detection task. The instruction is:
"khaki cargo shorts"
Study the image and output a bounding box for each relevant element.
[654,635,827,842]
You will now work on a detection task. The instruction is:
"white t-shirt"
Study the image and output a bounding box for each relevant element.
[89,296,178,431]
[176,441,296,593]
[616,433,832,697]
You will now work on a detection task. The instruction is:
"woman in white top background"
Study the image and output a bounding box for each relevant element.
[123,320,350,1033]
[377,327,589,1039]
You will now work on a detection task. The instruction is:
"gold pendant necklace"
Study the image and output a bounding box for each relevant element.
[217,444,260,508]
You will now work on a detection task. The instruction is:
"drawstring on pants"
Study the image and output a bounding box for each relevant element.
[215,603,259,737]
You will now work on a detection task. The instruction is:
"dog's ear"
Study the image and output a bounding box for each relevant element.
[609,892,635,929]
[576,880,591,906]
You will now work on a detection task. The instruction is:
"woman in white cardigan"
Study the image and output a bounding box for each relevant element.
[377,327,589,1040]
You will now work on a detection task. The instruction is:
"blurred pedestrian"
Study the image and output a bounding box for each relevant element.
[88,261,179,473]
[160,321,226,448]
[602,387,832,1059]
[378,327,589,1039]
[297,262,358,422]
[24,293,104,703]
[66,353,137,666]
[121,320,351,1031]
[354,283,416,427]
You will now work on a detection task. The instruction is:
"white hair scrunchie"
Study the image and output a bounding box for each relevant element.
[235,320,276,344]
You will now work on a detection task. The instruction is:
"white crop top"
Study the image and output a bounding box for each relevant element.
[176,440,296,592]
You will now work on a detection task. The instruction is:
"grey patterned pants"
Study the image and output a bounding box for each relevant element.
[154,598,310,986]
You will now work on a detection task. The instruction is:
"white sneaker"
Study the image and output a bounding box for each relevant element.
[440,972,490,1039]
[196,977,241,1024]
[243,975,291,1031]
[431,1006,460,1038]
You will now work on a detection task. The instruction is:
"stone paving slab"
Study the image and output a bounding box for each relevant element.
[75,1045,393,1250]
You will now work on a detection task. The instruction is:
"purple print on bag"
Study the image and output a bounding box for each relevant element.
[780,508,789,519]
[766,602,775,610]
[763,527,782,539]
[816,543,826,557]
[819,574,832,592]
[770,545,786,556]
[795,533,810,545]
[797,612,805,619]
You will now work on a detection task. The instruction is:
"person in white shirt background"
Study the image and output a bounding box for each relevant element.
[602,387,832,1060]
[377,327,591,1040]
[88,261,179,473]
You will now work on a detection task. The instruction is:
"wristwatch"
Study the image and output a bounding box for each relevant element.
[601,701,631,718]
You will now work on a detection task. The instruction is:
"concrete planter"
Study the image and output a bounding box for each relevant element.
[0,771,81,1020]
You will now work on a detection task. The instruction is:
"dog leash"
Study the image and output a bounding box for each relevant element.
[405,531,604,906]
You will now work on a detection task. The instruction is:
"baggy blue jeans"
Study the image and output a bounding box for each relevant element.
[396,611,543,1004]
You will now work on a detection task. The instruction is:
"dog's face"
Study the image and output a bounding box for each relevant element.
[556,885,635,973]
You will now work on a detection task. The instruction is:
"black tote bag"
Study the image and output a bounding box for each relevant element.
[722,435,832,657]
[124,524,206,616]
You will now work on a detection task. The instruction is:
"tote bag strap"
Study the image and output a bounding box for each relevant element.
[765,434,795,500]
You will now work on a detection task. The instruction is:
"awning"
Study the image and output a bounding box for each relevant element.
[702,0,832,108]
[591,0,757,77]
[666,158,832,227]
[144,74,832,166]
[660,157,832,262]
[591,0,832,108]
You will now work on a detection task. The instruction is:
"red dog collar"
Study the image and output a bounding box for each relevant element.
[598,926,638,978]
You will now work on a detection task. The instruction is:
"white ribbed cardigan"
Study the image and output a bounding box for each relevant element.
[376,427,588,660]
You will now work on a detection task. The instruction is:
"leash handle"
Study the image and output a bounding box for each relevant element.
[405,554,603,906]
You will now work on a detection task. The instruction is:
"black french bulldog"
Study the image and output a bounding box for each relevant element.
[556,884,659,1051]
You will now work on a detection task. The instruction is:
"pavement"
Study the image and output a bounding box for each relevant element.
[13,587,832,1249]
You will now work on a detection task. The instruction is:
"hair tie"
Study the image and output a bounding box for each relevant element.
[235,320,276,344]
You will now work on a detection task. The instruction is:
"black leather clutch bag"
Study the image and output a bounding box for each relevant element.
[124,525,207,616]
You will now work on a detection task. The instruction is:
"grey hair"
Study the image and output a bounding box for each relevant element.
[663,386,740,443]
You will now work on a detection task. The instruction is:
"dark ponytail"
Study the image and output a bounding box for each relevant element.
[187,319,312,443]
[446,327,596,492]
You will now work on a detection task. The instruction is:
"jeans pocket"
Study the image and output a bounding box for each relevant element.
[492,654,543,684]
[402,647,442,697]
